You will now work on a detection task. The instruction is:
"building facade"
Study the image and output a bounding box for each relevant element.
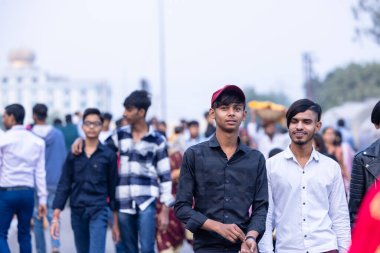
[0,49,111,124]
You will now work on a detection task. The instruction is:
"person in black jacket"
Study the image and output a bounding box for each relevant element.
[349,100,380,227]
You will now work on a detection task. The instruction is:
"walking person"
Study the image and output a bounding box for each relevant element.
[51,108,119,253]
[31,103,67,253]
[349,100,380,228]
[72,90,174,253]
[0,104,47,253]
[259,99,351,253]
[174,85,268,253]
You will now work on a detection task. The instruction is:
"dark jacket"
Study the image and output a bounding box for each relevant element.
[349,138,380,227]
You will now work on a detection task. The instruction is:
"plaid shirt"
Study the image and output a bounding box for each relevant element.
[106,125,174,213]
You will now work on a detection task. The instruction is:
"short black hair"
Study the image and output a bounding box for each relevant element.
[33,103,48,121]
[123,90,151,116]
[65,114,72,124]
[102,112,113,121]
[187,120,199,127]
[5,104,25,124]
[371,101,380,125]
[212,90,245,109]
[337,118,345,127]
[83,108,103,123]
[286,99,322,128]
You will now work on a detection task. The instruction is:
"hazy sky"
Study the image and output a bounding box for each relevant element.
[0,0,379,124]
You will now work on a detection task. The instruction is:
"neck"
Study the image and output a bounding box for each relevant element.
[290,142,313,159]
[132,120,148,134]
[34,120,46,125]
[85,137,99,148]
[215,128,239,148]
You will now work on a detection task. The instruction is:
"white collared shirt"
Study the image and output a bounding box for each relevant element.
[0,125,47,204]
[259,147,350,253]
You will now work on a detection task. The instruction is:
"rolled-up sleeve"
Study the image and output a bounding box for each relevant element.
[174,149,208,233]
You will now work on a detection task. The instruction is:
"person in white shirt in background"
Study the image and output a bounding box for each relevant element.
[247,110,289,159]
[0,104,47,253]
[99,112,113,144]
[259,99,350,253]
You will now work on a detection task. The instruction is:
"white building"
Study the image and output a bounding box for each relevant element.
[0,49,111,123]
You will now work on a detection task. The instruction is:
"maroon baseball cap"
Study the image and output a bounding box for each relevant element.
[211,85,246,107]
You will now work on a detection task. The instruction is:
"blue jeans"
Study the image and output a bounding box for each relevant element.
[33,190,60,253]
[71,207,109,253]
[118,201,156,253]
[0,188,34,253]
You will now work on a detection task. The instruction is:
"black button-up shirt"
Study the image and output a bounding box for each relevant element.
[53,142,118,216]
[174,135,268,251]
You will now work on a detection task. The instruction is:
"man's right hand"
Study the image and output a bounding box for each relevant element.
[71,138,83,155]
[215,223,245,243]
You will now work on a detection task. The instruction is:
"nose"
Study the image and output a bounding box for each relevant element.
[227,107,235,115]
[296,121,303,129]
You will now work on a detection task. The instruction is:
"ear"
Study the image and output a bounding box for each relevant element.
[242,110,247,121]
[138,108,146,118]
[209,108,215,120]
[315,121,322,132]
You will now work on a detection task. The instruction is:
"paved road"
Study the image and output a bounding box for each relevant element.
[8,208,194,253]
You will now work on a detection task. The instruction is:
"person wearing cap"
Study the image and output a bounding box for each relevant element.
[349,100,380,228]
[258,99,350,253]
[174,85,268,253]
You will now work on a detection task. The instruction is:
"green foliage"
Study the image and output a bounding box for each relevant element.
[315,63,380,110]
[353,0,380,44]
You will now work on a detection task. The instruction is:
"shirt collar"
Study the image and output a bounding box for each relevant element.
[124,124,157,138]
[209,134,250,154]
[10,125,25,131]
[283,145,320,162]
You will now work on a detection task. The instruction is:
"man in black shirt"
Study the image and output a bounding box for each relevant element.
[174,85,268,253]
[51,108,119,253]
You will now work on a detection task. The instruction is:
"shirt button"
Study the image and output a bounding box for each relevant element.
[225,180,230,184]
[303,186,305,189]
[93,164,98,168]
[303,171,305,174]
[225,198,229,201]
[303,218,306,221]
[304,235,307,238]
[224,215,229,218]
[303,202,306,205]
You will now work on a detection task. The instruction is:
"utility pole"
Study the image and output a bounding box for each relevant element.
[302,53,315,100]
[158,0,167,120]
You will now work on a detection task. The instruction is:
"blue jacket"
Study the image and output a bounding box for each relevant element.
[33,126,67,190]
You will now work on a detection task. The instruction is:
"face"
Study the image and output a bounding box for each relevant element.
[322,127,335,144]
[188,125,199,138]
[288,110,321,146]
[82,114,103,139]
[2,112,15,130]
[264,122,276,136]
[210,103,246,133]
[123,106,144,125]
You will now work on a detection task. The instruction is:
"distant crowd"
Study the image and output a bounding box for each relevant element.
[0,86,379,253]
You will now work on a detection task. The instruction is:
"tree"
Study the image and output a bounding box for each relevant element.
[353,0,380,44]
[315,63,380,110]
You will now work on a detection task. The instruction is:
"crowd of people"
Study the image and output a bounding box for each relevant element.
[0,85,379,253]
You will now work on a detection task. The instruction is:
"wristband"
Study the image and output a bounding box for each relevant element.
[245,236,256,242]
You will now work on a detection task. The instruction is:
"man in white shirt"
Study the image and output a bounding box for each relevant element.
[259,99,350,253]
[0,104,47,253]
